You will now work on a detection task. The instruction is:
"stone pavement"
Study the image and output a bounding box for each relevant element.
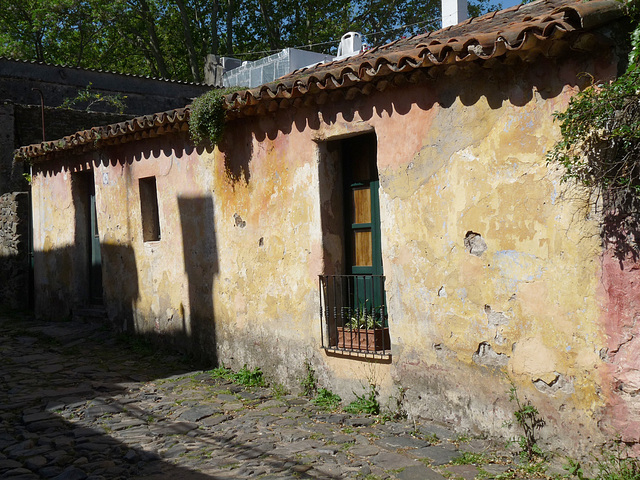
[0,312,557,480]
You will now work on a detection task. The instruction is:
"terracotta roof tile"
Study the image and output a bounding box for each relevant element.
[224,0,623,113]
[16,0,625,161]
[16,108,189,163]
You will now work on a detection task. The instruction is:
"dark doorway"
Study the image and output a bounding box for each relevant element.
[73,171,103,305]
[89,179,102,304]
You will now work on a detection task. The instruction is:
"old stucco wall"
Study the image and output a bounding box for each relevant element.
[202,53,618,453]
[32,161,89,316]
[31,47,632,455]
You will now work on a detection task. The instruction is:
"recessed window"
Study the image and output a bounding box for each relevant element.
[318,133,390,354]
[139,176,161,242]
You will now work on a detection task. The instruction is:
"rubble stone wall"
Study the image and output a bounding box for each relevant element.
[0,191,29,309]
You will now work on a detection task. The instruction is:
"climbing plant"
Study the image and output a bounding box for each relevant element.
[188,86,245,145]
[548,3,640,260]
[60,83,127,113]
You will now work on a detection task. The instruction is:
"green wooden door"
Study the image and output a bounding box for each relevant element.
[343,134,385,323]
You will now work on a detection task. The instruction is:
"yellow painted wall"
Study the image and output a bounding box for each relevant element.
[32,52,625,454]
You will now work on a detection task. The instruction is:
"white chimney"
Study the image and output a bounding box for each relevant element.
[442,0,468,28]
[336,32,363,60]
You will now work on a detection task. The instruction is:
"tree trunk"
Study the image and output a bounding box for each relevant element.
[226,0,234,54]
[137,0,170,78]
[257,0,280,50]
[175,0,201,82]
[210,0,219,55]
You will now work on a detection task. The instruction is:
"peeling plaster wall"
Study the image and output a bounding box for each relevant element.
[31,49,634,455]
[32,162,87,315]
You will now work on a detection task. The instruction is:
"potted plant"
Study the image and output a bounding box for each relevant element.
[336,307,390,352]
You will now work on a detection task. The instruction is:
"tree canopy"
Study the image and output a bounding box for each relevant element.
[0,0,496,82]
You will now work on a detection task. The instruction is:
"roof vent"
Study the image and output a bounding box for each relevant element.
[336,32,363,60]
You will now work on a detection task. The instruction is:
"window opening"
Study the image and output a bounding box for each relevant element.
[139,176,161,242]
[319,133,389,354]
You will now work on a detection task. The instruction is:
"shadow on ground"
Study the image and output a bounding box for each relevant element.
[0,311,340,479]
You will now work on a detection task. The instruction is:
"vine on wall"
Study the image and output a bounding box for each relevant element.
[188,87,245,145]
[549,4,640,261]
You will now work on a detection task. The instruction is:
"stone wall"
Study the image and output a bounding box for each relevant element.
[0,57,210,115]
[0,191,29,309]
[0,58,212,310]
[13,105,133,150]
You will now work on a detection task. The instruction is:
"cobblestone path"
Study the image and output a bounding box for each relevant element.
[0,312,554,479]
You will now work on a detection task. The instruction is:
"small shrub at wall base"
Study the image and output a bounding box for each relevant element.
[591,441,640,480]
[344,382,380,415]
[234,365,265,387]
[312,388,341,410]
[189,87,246,145]
[300,360,317,397]
[505,381,545,463]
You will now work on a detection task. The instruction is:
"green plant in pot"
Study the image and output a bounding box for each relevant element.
[344,310,382,330]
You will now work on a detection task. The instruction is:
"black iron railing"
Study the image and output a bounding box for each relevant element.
[319,274,390,353]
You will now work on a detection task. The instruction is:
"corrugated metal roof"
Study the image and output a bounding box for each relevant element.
[16,0,625,162]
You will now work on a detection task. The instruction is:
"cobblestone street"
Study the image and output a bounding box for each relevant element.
[0,312,557,479]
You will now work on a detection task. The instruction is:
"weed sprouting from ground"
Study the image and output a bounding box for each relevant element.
[451,452,487,465]
[592,441,640,480]
[234,365,265,387]
[312,388,342,410]
[383,386,407,421]
[344,382,380,415]
[206,364,265,387]
[300,360,317,396]
[505,380,545,462]
[271,383,289,399]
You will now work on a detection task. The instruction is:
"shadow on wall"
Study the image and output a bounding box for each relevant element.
[178,196,219,366]
[34,141,221,365]
[101,243,139,331]
[224,54,601,148]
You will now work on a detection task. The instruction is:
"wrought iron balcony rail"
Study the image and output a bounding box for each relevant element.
[319,274,390,354]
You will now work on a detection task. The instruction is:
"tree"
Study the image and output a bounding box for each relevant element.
[0,0,497,82]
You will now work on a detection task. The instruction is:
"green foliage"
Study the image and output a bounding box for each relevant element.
[565,458,587,480]
[587,441,640,480]
[60,83,127,113]
[271,382,289,399]
[451,452,487,465]
[343,308,383,329]
[189,87,244,145]
[233,365,265,387]
[208,365,234,381]
[0,0,497,82]
[312,388,342,410]
[548,10,640,259]
[344,382,380,415]
[300,360,318,397]
[506,381,545,463]
[207,364,265,387]
[384,386,408,421]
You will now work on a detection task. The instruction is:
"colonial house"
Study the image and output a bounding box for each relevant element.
[17,0,637,455]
